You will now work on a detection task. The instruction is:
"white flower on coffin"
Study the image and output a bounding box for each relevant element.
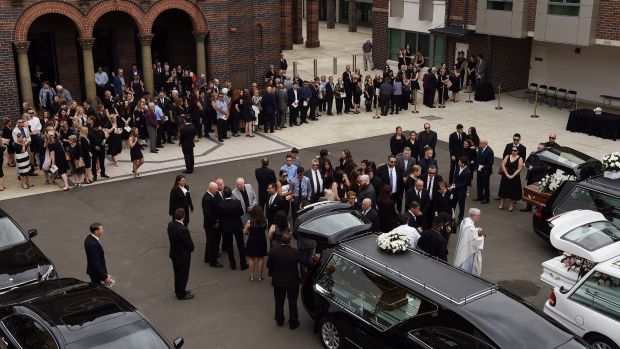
[601,152,620,172]
[539,169,576,192]
[594,107,602,115]
[377,227,412,253]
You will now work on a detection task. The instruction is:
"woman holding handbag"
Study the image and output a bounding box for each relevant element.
[47,131,70,191]
[68,135,84,188]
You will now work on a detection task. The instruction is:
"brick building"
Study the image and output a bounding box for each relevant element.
[3,0,286,117]
[373,0,620,102]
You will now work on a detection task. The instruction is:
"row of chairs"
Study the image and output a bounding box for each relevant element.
[522,83,577,109]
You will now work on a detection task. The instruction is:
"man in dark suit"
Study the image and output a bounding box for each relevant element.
[360,198,380,232]
[202,182,223,267]
[396,147,415,211]
[418,123,438,159]
[475,138,494,204]
[543,133,560,148]
[422,67,438,108]
[421,165,443,201]
[448,124,466,184]
[325,76,335,115]
[405,179,432,228]
[452,156,472,221]
[262,86,277,133]
[217,187,247,270]
[287,82,301,127]
[417,216,448,261]
[266,183,289,228]
[153,62,163,92]
[342,65,353,113]
[377,154,404,211]
[502,133,527,160]
[305,159,324,203]
[168,208,195,300]
[275,84,288,129]
[179,115,196,174]
[279,53,288,74]
[403,201,424,234]
[267,230,304,329]
[84,223,113,286]
[521,143,549,212]
[255,158,277,209]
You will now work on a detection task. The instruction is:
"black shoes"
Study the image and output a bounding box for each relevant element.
[472,198,481,201]
[480,200,489,204]
[177,294,194,300]
[520,208,531,212]
[289,321,300,330]
[240,265,249,271]
[210,263,224,268]
[182,170,193,174]
[100,174,110,178]
[230,265,236,270]
[276,320,284,327]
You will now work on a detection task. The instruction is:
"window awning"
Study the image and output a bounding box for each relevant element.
[429,26,474,37]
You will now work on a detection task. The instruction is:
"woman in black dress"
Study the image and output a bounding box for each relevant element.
[377,184,399,233]
[48,133,70,191]
[405,165,422,192]
[106,115,122,166]
[397,48,406,70]
[437,65,450,106]
[330,170,350,202]
[243,206,268,281]
[67,135,84,187]
[404,131,419,162]
[118,100,132,141]
[433,181,453,218]
[241,91,254,137]
[2,117,16,167]
[229,89,242,137]
[449,65,461,102]
[128,127,144,178]
[461,139,477,196]
[467,127,480,149]
[133,100,147,142]
[390,126,407,156]
[364,76,375,113]
[467,56,477,91]
[404,43,413,67]
[321,158,334,190]
[415,52,425,68]
[352,76,363,114]
[79,126,93,184]
[188,90,203,140]
[268,210,289,249]
[169,174,194,227]
[498,147,524,211]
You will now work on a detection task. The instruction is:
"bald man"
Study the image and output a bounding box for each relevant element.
[475,138,494,204]
[202,182,223,267]
[360,198,380,232]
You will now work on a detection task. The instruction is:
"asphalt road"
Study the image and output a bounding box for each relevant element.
[1,133,556,349]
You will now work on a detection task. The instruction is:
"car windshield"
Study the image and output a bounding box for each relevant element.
[0,217,27,249]
[562,221,620,251]
[300,212,366,235]
[539,148,591,168]
[67,320,169,349]
[1,314,59,349]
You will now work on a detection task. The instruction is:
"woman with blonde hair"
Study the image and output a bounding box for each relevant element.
[128,127,144,178]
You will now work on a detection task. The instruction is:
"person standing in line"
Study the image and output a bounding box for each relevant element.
[169,175,194,227]
[215,93,229,142]
[168,208,195,300]
[202,182,223,267]
[453,208,485,276]
[179,115,196,174]
[255,158,277,210]
[267,230,304,330]
[342,65,353,114]
[262,86,277,133]
[217,186,248,270]
[378,77,393,117]
[145,102,159,153]
[275,83,288,129]
[362,40,374,71]
[451,156,471,221]
[84,223,114,286]
[474,138,494,204]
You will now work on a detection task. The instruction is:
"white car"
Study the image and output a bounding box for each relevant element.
[544,257,620,349]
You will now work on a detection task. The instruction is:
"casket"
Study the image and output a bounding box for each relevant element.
[522,183,551,208]
[540,255,580,290]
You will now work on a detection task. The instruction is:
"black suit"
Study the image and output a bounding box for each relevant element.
[168,220,194,298]
[266,194,289,228]
[267,244,302,326]
[325,82,334,114]
[523,153,549,210]
[417,228,448,261]
[421,174,443,200]
[502,143,527,160]
[377,164,404,211]
[405,188,431,228]
[217,198,246,268]
[255,167,277,207]
[84,234,107,284]
[179,123,196,172]
[262,92,277,132]
[343,70,353,112]
[418,130,438,159]
[448,131,465,183]
[305,169,325,203]
[403,211,422,230]
[202,191,220,264]
[452,166,471,220]
[169,186,194,226]
[361,208,380,232]
[476,146,494,202]
[287,88,300,126]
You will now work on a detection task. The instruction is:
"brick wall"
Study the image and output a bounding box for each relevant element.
[372,0,389,69]
[597,0,620,41]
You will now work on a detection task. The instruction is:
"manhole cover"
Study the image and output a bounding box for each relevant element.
[421,115,443,120]
[497,279,541,298]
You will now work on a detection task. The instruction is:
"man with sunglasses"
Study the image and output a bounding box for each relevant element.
[543,133,560,148]
[502,133,527,159]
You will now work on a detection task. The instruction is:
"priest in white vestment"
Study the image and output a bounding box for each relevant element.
[453,208,485,276]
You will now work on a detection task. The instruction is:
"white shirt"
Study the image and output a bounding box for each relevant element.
[180,187,188,195]
[388,167,397,194]
[427,176,435,199]
[453,217,485,270]
[312,169,323,194]
[90,233,100,243]
[268,194,277,206]
[397,224,420,249]
[28,117,42,135]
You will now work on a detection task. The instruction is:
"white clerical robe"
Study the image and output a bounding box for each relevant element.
[453,217,485,276]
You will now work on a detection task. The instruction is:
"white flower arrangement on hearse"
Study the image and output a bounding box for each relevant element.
[601,152,620,172]
[377,227,412,253]
[593,107,602,115]
[539,169,576,193]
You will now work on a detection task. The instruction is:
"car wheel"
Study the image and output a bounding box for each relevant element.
[587,334,619,349]
[320,317,342,349]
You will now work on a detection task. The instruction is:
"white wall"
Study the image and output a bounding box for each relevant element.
[388,0,445,33]
[529,41,620,104]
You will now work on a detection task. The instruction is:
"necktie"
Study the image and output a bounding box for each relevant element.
[269,196,274,206]
[314,171,320,194]
[298,179,302,198]
[458,133,461,142]
[389,169,395,193]
[428,177,434,199]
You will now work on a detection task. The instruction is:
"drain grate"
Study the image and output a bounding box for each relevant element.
[421,115,443,120]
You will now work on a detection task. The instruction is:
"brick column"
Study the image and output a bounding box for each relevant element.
[306,0,320,48]
[138,34,155,95]
[372,5,389,68]
[193,31,208,78]
[281,0,293,50]
[14,41,34,108]
[293,0,303,44]
[348,0,358,32]
[326,0,336,29]
[78,38,97,105]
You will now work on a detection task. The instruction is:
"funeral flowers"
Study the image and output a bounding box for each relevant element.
[539,169,575,193]
[601,152,620,172]
[377,227,412,253]
[561,253,595,280]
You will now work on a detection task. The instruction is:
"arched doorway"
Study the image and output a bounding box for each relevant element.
[27,14,84,107]
[151,9,196,70]
[92,11,141,75]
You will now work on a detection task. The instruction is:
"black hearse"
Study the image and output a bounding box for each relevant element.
[295,203,590,349]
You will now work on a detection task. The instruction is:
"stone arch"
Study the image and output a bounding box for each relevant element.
[85,0,148,36]
[145,0,208,33]
[14,1,87,42]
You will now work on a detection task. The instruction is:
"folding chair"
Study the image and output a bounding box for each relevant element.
[566,90,577,110]
[556,88,567,109]
[523,83,538,103]
[545,86,558,107]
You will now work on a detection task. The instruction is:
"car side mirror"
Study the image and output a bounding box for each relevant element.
[28,229,38,238]
[173,337,184,348]
[559,286,567,294]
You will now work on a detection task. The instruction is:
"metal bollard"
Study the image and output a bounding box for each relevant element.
[293,61,298,78]
[352,54,356,71]
[333,57,337,75]
[313,59,318,78]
